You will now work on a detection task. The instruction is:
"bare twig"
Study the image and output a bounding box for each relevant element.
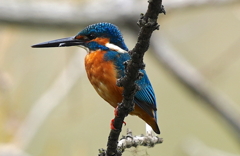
[100,1,165,156]
[99,129,163,155]
[117,129,163,151]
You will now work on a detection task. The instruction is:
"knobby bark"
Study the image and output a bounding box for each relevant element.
[99,1,165,156]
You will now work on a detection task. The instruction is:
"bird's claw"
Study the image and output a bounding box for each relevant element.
[110,119,127,130]
[111,119,117,130]
[110,108,127,130]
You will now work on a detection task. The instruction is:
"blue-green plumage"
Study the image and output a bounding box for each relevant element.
[77,23,128,51]
[86,41,109,51]
[73,22,159,132]
[31,22,160,134]
[104,51,157,121]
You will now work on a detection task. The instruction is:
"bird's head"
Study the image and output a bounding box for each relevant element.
[32,23,128,53]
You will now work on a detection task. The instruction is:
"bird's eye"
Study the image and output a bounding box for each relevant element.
[87,33,96,40]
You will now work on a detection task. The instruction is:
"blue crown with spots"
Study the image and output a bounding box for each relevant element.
[77,23,128,51]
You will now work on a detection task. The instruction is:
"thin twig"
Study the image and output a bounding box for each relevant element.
[99,129,163,155]
[101,1,165,156]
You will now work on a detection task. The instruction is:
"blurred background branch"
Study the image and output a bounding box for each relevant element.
[182,137,240,156]
[150,35,240,139]
[0,0,236,26]
[0,50,85,156]
[13,51,85,149]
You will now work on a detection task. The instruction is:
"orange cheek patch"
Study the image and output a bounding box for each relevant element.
[91,38,110,45]
[75,35,88,40]
[75,35,83,39]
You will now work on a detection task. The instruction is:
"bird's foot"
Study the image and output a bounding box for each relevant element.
[110,119,126,130]
[110,107,127,130]
[110,119,116,130]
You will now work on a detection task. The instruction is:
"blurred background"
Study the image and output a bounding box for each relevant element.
[0,0,240,156]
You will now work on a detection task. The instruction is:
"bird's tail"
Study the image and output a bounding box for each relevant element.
[143,115,160,134]
[132,105,160,134]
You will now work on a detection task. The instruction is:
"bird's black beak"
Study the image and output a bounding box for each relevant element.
[31,36,85,48]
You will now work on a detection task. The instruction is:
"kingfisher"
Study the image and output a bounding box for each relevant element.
[32,23,160,134]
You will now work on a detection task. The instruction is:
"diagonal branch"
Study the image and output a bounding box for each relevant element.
[101,0,165,156]
[151,36,240,140]
[99,129,163,155]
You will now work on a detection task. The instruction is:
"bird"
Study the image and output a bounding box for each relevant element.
[32,22,160,134]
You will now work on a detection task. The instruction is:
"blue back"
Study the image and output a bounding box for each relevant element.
[104,51,157,120]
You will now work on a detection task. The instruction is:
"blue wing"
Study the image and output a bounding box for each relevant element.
[104,51,157,119]
[134,70,157,120]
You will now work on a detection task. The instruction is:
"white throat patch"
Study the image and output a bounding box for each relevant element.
[105,43,127,53]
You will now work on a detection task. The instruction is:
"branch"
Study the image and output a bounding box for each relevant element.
[118,131,162,149]
[99,129,163,155]
[100,1,165,156]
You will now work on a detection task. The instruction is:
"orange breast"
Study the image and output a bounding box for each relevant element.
[85,50,123,107]
[85,50,160,134]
